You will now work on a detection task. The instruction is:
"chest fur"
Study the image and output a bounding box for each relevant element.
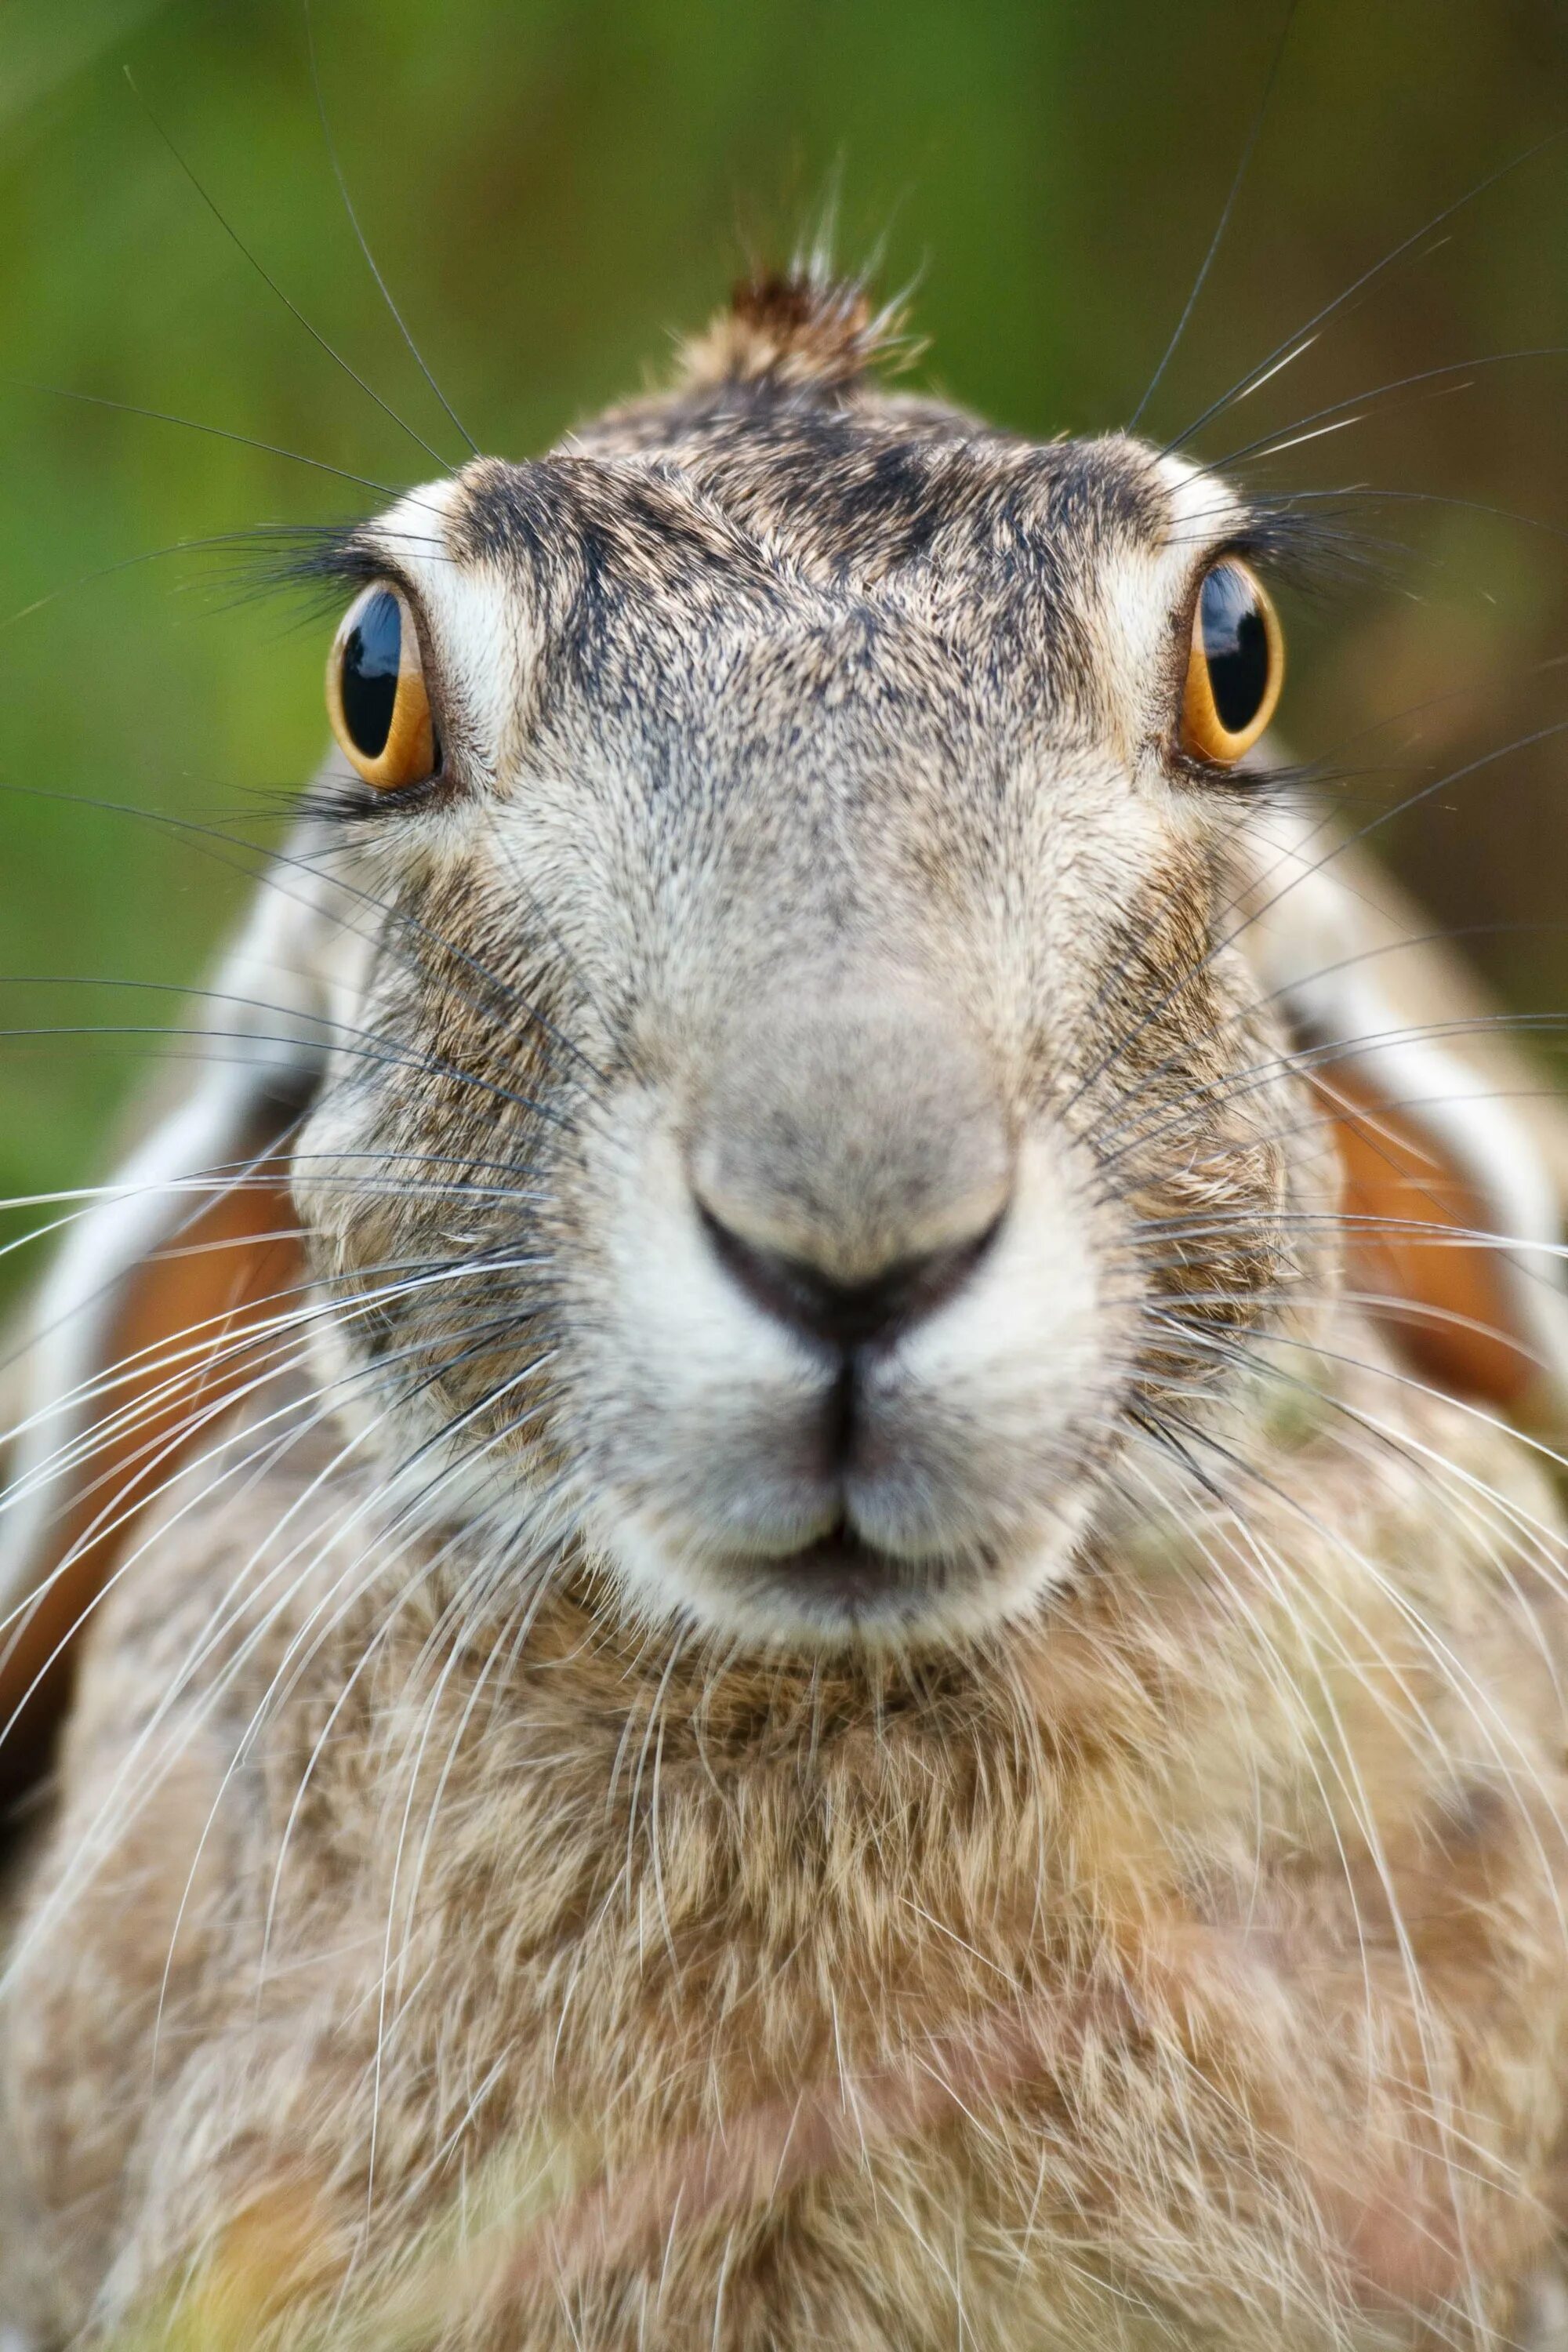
[11,1412,1568,2347]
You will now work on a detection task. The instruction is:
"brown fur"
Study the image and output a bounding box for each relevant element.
[677,270,910,392]
[9,1353,1568,2348]
[3,273,1568,2349]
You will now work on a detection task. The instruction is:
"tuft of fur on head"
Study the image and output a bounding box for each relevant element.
[675,265,910,394]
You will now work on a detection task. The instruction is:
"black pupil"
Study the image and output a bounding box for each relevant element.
[1199,564,1269,735]
[339,590,402,759]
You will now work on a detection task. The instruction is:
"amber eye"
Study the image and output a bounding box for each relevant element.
[1180,557,1283,765]
[326,583,439,791]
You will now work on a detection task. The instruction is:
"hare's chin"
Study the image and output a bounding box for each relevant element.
[600,1501,1094,1648]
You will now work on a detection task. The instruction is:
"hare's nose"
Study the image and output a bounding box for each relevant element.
[688,979,1013,1352]
[698,1201,1003,1352]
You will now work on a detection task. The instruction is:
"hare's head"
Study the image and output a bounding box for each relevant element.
[285,291,1316,1646]
[5,274,1566,1748]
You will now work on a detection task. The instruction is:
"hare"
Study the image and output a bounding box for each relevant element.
[3,267,1568,2350]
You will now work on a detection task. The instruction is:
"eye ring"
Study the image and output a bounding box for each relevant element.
[1179,557,1283,767]
[326,582,440,792]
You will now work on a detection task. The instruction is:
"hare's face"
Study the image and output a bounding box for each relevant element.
[293,412,1316,1645]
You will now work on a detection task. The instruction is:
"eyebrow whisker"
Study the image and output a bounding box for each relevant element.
[124,65,455,476]
[303,0,481,463]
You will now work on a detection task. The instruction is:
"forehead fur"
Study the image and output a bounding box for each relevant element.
[344,270,1257,788]
[448,410,1173,601]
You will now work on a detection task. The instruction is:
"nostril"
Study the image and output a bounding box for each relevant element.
[697,1200,1004,1354]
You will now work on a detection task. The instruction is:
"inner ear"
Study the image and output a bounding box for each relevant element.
[0,1159,303,1813]
[1237,807,1568,1424]
[1315,1065,1541,1408]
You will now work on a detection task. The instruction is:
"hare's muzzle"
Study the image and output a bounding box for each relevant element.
[577,971,1118,1646]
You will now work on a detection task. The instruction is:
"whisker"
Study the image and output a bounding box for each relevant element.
[303,0,480,460]
[1063,727,1568,1134]
[1127,0,1300,433]
[124,67,454,473]
[1165,128,1568,455]
[10,379,404,501]
[0,775,613,1104]
[1213,347,1568,475]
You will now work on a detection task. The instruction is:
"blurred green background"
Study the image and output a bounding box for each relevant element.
[3,0,1568,1303]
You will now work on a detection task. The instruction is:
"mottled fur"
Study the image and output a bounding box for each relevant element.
[3,274,1568,2349]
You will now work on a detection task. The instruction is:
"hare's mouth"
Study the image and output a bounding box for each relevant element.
[746,1521,972,1610]
[599,1491,1078,1647]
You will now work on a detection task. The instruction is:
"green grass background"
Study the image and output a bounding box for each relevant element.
[2,0,1568,1302]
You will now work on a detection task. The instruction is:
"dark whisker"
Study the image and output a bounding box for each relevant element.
[303,0,480,461]
[124,67,453,474]
[11,379,403,502]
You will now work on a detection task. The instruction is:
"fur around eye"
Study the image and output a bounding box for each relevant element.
[1179,557,1283,764]
[326,581,439,790]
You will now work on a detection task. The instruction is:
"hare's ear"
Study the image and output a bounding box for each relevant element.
[0,831,347,1810]
[1242,805,1568,1422]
